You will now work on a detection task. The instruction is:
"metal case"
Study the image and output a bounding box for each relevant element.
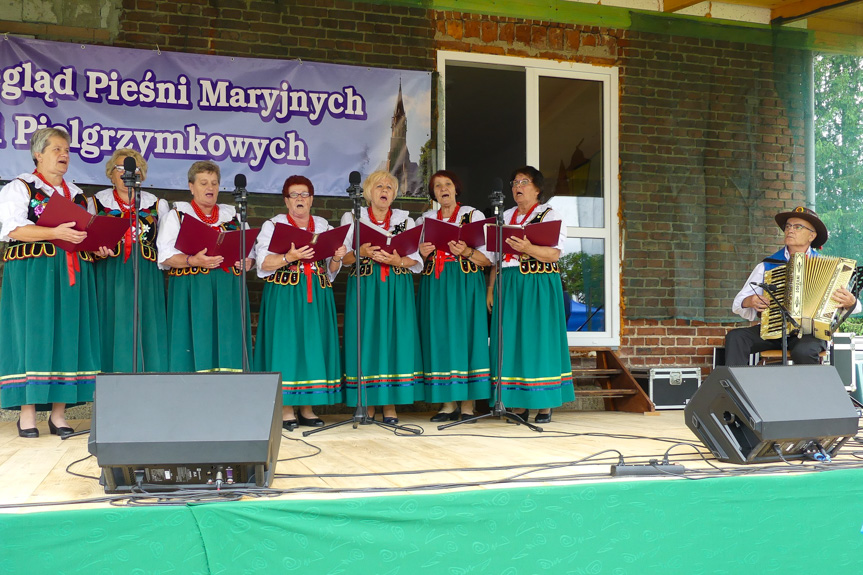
[632,367,701,410]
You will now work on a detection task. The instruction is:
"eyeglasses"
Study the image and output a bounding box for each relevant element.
[114,165,141,173]
[288,191,311,199]
[510,179,532,188]
[784,223,814,232]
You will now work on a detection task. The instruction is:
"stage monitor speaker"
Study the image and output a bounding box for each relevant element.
[684,365,858,465]
[88,372,282,493]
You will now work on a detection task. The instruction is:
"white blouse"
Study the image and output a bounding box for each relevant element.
[339,208,423,274]
[253,213,342,283]
[156,201,251,270]
[0,173,90,242]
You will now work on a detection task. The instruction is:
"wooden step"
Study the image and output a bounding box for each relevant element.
[573,388,638,397]
[571,368,623,378]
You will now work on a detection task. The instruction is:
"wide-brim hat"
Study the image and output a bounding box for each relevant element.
[775,206,828,249]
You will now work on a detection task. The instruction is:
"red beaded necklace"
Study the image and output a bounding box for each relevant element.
[287,213,314,232]
[33,170,71,200]
[367,206,392,230]
[437,202,461,223]
[113,188,132,215]
[191,200,220,226]
[509,202,539,226]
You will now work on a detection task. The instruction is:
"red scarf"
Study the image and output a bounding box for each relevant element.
[505,203,539,262]
[433,204,460,279]
[113,188,136,262]
[34,171,79,286]
[288,213,316,303]
[368,207,392,282]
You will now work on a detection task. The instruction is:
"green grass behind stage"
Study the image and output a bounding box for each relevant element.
[3,468,863,574]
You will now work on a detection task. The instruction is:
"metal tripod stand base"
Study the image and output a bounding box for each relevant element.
[438,406,543,432]
[302,409,422,437]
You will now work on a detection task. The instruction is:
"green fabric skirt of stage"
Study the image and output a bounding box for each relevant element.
[166,268,252,372]
[253,275,343,406]
[94,251,168,373]
[343,264,424,407]
[0,251,100,409]
[489,266,574,409]
[416,259,491,402]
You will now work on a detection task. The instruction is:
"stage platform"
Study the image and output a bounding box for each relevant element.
[2,410,863,573]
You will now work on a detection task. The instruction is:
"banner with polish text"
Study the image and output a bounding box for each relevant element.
[0,36,431,196]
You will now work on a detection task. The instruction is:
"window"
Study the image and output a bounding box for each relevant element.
[439,52,620,346]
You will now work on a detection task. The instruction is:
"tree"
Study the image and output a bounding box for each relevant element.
[815,54,863,269]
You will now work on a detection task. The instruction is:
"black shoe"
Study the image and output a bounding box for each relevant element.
[460,413,477,424]
[534,410,552,424]
[506,409,529,424]
[430,408,460,422]
[282,419,299,431]
[297,414,324,427]
[48,417,74,438]
[382,416,399,425]
[17,419,38,438]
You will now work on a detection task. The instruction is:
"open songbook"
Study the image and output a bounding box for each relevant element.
[358,222,422,255]
[422,216,495,253]
[268,223,350,261]
[36,192,130,253]
[174,214,259,271]
[484,220,562,256]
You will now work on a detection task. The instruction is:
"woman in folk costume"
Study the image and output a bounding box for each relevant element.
[157,160,254,372]
[90,148,169,372]
[340,170,424,424]
[416,170,492,423]
[486,166,574,424]
[253,175,347,430]
[0,128,108,438]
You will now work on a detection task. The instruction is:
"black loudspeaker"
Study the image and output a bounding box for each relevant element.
[88,372,282,493]
[684,365,858,464]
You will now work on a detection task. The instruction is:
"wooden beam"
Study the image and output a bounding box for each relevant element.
[663,0,706,12]
[772,0,861,24]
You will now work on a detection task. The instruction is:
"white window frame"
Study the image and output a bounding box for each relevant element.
[437,50,621,347]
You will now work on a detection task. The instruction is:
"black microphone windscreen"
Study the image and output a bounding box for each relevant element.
[349,171,362,185]
[123,156,137,172]
[234,173,247,189]
[492,177,503,193]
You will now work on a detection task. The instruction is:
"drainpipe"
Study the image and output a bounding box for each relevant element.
[805,51,816,210]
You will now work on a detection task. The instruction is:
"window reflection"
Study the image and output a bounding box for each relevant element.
[560,238,605,332]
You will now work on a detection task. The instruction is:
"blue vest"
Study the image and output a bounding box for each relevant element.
[762,247,818,272]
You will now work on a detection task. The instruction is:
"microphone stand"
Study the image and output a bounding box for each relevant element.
[305,175,420,436]
[121,167,142,374]
[440,187,542,432]
[234,183,250,373]
[754,283,800,365]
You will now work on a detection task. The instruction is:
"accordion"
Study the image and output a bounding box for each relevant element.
[760,253,857,341]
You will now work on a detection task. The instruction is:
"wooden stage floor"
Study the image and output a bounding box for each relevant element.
[1,410,862,513]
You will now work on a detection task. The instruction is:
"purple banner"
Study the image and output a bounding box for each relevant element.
[0,36,431,195]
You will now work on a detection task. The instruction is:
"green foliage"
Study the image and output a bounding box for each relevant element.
[837,315,863,336]
[559,251,604,304]
[815,54,863,266]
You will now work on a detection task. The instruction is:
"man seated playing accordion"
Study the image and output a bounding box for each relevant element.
[724,206,861,366]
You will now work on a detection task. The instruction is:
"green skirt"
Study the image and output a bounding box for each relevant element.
[416,260,491,402]
[94,252,168,373]
[0,251,100,410]
[253,275,343,406]
[489,267,574,409]
[166,269,252,372]
[343,264,424,407]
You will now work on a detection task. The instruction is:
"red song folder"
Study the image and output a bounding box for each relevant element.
[358,222,422,255]
[174,214,259,271]
[268,223,350,261]
[36,192,130,253]
[422,216,495,253]
[484,220,562,256]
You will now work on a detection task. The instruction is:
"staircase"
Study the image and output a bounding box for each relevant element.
[570,348,656,413]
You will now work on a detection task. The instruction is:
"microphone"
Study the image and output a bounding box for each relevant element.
[122,156,137,192]
[347,170,363,198]
[233,173,247,201]
[489,177,504,214]
[750,281,777,293]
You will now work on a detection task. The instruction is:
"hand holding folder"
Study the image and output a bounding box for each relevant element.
[174,215,259,271]
[358,222,422,256]
[485,220,562,256]
[422,216,495,253]
[268,223,350,261]
[36,192,129,253]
